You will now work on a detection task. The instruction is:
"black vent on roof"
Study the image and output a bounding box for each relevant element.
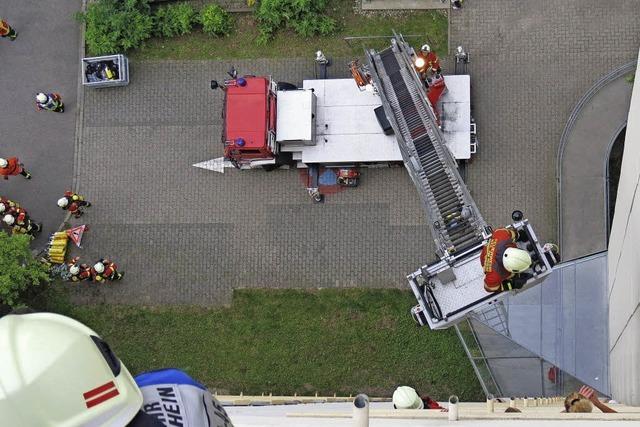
[91,335,121,376]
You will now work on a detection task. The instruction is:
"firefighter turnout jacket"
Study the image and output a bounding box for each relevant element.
[69,263,92,282]
[480,228,518,292]
[61,191,87,215]
[0,19,12,37]
[0,157,23,179]
[0,197,20,215]
[92,259,121,282]
[416,51,441,74]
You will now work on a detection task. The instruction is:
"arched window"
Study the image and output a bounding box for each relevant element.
[607,125,626,241]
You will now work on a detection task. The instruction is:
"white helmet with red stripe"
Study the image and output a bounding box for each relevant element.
[0,312,143,427]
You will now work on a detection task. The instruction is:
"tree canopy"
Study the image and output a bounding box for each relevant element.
[0,233,50,308]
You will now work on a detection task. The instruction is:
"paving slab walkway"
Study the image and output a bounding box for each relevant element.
[449,0,639,246]
[361,0,449,10]
[72,0,640,306]
[0,0,81,247]
[71,58,433,306]
[559,65,634,261]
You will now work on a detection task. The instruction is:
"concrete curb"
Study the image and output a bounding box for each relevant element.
[72,0,87,194]
[555,60,637,255]
[34,0,86,258]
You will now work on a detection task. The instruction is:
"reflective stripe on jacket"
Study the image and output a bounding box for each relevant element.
[480,228,517,292]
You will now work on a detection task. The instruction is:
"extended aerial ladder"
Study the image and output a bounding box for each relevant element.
[365,34,557,329]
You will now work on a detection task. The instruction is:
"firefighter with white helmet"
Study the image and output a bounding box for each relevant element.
[2,209,41,236]
[414,43,441,82]
[0,312,235,427]
[393,386,424,409]
[0,156,31,180]
[0,312,145,426]
[58,190,92,218]
[480,228,532,292]
[392,386,445,410]
[92,258,125,282]
[35,92,64,112]
[503,247,532,273]
[68,257,92,282]
[3,213,15,225]
[0,196,20,216]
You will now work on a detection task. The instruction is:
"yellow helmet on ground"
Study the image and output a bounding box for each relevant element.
[502,247,532,273]
[392,386,424,409]
[0,313,143,427]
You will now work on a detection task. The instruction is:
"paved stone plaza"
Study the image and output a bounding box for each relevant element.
[0,0,80,247]
[72,0,640,306]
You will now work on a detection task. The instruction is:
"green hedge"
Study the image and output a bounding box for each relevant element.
[254,0,336,44]
[78,0,154,55]
[78,0,233,54]
[199,4,232,36]
[154,3,198,38]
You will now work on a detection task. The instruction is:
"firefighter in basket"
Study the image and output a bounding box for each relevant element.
[480,227,533,293]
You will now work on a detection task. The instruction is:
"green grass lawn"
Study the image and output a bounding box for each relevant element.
[132,1,448,60]
[36,288,482,400]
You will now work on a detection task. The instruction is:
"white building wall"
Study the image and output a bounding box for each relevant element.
[608,52,640,406]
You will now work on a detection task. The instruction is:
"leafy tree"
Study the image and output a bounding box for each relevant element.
[154,3,197,38]
[77,0,154,55]
[254,0,336,44]
[0,233,50,308]
[198,4,232,36]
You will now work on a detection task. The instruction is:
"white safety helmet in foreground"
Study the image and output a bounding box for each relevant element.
[0,158,7,168]
[36,92,48,103]
[3,214,15,225]
[69,264,80,275]
[0,313,143,427]
[502,247,532,273]
[420,44,430,53]
[94,262,105,273]
[0,203,5,213]
[57,197,69,208]
[392,386,424,409]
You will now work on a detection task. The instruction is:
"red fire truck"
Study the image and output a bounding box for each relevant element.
[196,51,475,193]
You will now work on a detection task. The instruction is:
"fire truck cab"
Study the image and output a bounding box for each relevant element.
[223,77,279,167]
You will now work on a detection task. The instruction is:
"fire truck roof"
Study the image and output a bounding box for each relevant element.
[225,77,268,149]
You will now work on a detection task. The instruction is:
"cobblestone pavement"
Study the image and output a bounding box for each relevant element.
[74,0,640,305]
[72,59,432,305]
[449,0,639,246]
